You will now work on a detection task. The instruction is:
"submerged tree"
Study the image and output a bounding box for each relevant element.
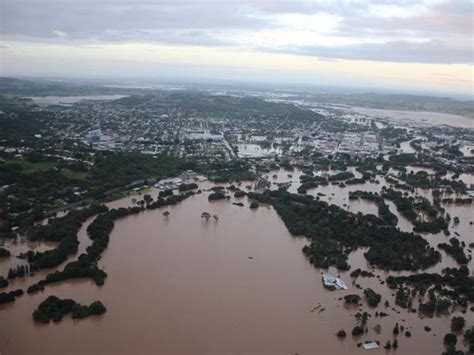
[212,214,219,222]
[162,211,170,218]
[201,212,211,221]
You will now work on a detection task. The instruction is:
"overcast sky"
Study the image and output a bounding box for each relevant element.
[1,0,473,95]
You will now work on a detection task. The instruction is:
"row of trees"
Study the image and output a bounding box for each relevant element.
[27,193,196,294]
[348,190,398,226]
[386,266,473,311]
[24,205,108,271]
[381,187,449,234]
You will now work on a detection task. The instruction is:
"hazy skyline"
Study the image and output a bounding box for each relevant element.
[1,0,473,96]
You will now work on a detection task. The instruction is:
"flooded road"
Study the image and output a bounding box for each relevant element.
[1,175,473,354]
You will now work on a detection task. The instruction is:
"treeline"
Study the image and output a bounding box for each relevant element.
[0,276,8,288]
[27,206,142,293]
[147,191,195,209]
[397,170,467,194]
[33,295,106,323]
[248,189,440,271]
[89,152,195,197]
[206,160,256,183]
[178,183,198,192]
[386,266,473,310]
[0,150,195,235]
[24,205,108,270]
[438,238,470,264]
[0,289,23,305]
[381,188,448,234]
[441,197,472,205]
[27,193,195,293]
[348,191,398,226]
[0,248,11,257]
[208,191,227,201]
[297,175,328,193]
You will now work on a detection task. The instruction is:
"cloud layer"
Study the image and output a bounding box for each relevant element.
[2,0,473,64]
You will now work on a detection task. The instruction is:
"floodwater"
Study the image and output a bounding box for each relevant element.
[27,95,128,106]
[1,174,473,354]
[349,107,474,129]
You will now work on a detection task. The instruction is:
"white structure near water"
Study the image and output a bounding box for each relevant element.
[362,342,380,350]
[321,273,348,290]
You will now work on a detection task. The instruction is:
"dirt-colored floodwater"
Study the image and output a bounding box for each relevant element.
[1,177,472,354]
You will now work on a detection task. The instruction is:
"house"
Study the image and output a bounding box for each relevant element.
[322,273,348,291]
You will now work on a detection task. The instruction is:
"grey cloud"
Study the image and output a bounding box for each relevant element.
[338,0,473,38]
[273,40,473,64]
[1,1,270,41]
[1,0,473,64]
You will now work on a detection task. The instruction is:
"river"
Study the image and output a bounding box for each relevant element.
[349,107,474,129]
[0,172,473,354]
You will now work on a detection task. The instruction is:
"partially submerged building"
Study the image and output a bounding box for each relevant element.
[322,273,348,291]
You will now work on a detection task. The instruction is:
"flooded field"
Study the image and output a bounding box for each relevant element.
[1,171,473,354]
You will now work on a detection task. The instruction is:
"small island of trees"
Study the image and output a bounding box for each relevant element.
[33,295,106,323]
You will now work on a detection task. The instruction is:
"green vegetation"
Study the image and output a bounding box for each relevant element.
[248,189,440,271]
[208,191,227,201]
[234,190,245,198]
[27,206,143,292]
[0,247,11,257]
[33,296,106,323]
[115,91,326,128]
[350,269,374,278]
[389,153,418,165]
[381,187,448,233]
[351,326,364,336]
[89,152,193,197]
[444,333,457,346]
[206,161,256,183]
[0,276,9,288]
[464,327,474,352]
[27,193,195,294]
[349,191,398,226]
[4,159,57,173]
[364,288,382,307]
[25,205,108,270]
[0,151,195,235]
[0,289,23,304]
[60,168,90,181]
[297,174,328,193]
[396,169,467,194]
[178,183,198,191]
[451,316,465,332]
[328,171,354,181]
[303,238,350,270]
[438,238,470,264]
[249,201,259,209]
[344,294,361,305]
[386,266,473,312]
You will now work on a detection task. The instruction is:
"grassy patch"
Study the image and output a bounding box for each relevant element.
[127,187,151,196]
[60,169,89,181]
[5,159,57,173]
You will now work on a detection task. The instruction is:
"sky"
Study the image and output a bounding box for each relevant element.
[0,0,473,96]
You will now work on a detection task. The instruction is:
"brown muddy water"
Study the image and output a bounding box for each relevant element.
[0,176,473,355]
